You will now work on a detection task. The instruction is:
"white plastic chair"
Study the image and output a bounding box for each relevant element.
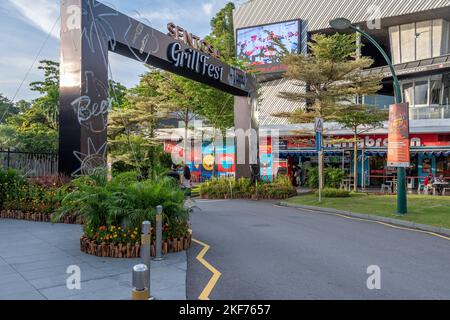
[417,183,425,194]
[380,184,390,194]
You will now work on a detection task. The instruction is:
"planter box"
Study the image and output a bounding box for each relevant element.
[79,230,193,259]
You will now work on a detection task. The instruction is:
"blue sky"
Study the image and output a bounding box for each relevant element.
[0,0,234,102]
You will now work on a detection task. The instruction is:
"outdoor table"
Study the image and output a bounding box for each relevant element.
[342,178,354,191]
[433,182,449,195]
[386,179,397,193]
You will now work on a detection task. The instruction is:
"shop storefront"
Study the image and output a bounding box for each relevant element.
[260,133,450,189]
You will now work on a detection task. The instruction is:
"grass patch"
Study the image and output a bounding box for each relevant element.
[287,193,450,229]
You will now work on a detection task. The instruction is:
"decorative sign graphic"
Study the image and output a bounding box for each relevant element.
[168,42,224,81]
[167,22,220,59]
[387,103,410,167]
[236,20,300,72]
[72,138,107,176]
[59,0,256,178]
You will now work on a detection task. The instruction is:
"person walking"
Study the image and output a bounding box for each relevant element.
[182,165,192,195]
[167,164,181,184]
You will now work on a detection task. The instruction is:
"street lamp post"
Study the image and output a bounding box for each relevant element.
[330,18,408,214]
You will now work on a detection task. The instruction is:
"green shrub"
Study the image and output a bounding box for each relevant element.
[0,168,26,208]
[315,188,350,198]
[325,168,344,189]
[306,167,319,189]
[54,170,189,237]
[305,167,345,189]
[234,177,252,198]
[199,175,296,200]
[0,169,69,214]
[199,177,236,199]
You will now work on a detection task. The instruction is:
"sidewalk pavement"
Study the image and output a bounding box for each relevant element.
[0,219,186,300]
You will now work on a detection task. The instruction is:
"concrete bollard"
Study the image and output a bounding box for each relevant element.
[141,221,151,293]
[131,264,149,300]
[154,206,164,261]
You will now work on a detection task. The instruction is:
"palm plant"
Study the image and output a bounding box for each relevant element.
[108,177,188,230]
[53,170,189,235]
[53,170,112,228]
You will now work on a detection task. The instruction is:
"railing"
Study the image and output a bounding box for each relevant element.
[0,150,58,177]
[410,105,450,120]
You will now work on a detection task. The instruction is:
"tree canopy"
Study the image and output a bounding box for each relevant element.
[0,60,60,153]
[276,33,384,124]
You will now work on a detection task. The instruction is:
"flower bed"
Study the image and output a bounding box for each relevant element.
[0,169,193,258]
[0,169,71,223]
[80,231,192,258]
[0,209,82,224]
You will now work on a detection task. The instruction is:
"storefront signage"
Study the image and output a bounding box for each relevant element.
[168,42,224,81]
[272,139,288,150]
[275,135,423,150]
[387,103,410,167]
[167,22,220,59]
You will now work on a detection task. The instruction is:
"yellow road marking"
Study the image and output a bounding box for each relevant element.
[192,238,222,300]
[292,206,450,242]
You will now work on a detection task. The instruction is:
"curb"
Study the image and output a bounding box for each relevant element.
[279,202,450,237]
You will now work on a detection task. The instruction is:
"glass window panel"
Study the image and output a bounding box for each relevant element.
[444,74,450,106]
[403,82,414,106]
[400,23,416,63]
[432,19,444,57]
[414,80,428,105]
[430,79,442,105]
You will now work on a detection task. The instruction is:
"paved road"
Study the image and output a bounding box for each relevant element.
[187,199,450,300]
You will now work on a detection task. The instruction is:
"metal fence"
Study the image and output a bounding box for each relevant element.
[0,150,58,177]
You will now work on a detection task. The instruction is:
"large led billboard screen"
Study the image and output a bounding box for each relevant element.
[236,20,301,73]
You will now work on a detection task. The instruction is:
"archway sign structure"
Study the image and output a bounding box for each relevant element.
[59,0,258,179]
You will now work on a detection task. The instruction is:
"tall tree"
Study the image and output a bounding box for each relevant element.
[108,71,169,178]
[0,94,18,124]
[276,33,382,122]
[276,33,384,189]
[333,105,387,191]
[28,60,60,130]
[1,60,60,153]
[156,72,204,165]
[109,80,128,109]
[204,2,237,65]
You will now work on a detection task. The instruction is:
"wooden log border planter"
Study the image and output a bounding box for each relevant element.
[0,209,83,224]
[79,231,193,259]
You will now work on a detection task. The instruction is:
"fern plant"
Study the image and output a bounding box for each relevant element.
[53,170,189,234]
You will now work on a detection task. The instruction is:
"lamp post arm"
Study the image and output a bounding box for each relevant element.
[349,26,402,103]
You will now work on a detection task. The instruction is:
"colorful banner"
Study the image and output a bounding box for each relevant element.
[387,103,410,167]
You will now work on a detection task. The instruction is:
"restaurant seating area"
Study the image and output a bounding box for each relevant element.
[339,175,450,196]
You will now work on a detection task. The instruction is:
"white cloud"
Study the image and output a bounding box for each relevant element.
[202,3,214,16]
[7,0,60,39]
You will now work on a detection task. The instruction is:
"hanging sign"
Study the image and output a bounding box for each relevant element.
[315,117,323,152]
[387,103,410,167]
